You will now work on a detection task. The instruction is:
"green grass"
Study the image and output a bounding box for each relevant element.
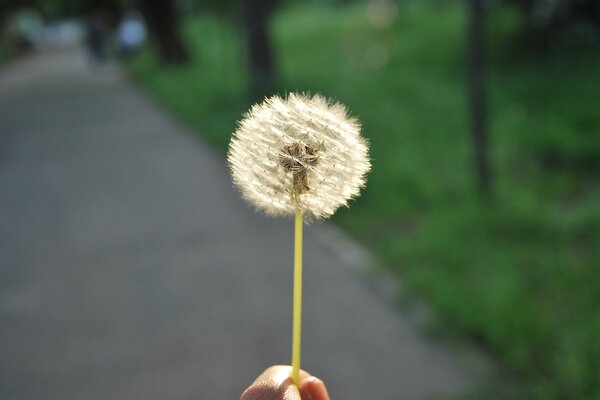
[127,2,600,398]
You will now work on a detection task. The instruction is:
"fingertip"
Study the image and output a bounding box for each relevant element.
[299,376,330,400]
[297,368,311,382]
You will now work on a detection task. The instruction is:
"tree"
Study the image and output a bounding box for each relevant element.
[467,0,492,199]
[240,0,277,99]
[140,0,189,64]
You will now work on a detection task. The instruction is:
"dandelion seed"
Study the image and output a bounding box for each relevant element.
[227,93,371,219]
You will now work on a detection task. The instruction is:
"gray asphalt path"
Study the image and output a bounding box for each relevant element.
[0,48,484,400]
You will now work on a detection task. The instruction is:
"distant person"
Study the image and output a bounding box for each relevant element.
[117,10,147,58]
[86,9,109,64]
[240,366,330,400]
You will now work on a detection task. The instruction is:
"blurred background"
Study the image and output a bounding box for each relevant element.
[1,0,599,399]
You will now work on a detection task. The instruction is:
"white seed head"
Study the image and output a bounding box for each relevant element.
[227,93,371,219]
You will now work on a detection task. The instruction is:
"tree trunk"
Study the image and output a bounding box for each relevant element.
[467,0,492,199]
[241,0,276,99]
[141,0,189,65]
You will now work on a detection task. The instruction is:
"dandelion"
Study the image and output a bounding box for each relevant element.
[227,93,370,385]
[227,93,370,219]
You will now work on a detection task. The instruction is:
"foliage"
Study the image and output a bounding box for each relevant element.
[503,0,600,40]
[127,14,246,143]
[127,1,600,398]
[3,0,122,19]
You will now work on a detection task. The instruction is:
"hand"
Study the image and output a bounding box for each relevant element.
[240,365,330,400]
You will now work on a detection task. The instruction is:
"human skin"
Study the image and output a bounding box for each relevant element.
[240,366,330,400]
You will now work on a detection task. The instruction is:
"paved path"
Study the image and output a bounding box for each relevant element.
[0,48,484,400]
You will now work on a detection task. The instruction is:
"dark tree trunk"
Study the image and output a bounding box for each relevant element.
[467,0,492,199]
[241,0,277,99]
[140,0,189,65]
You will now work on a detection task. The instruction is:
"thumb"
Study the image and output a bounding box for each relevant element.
[240,366,307,400]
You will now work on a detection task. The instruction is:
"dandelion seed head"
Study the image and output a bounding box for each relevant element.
[227,93,371,219]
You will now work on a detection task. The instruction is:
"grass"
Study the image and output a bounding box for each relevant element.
[127,1,600,398]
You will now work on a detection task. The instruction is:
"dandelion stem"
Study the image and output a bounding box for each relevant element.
[292,208,303,385]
